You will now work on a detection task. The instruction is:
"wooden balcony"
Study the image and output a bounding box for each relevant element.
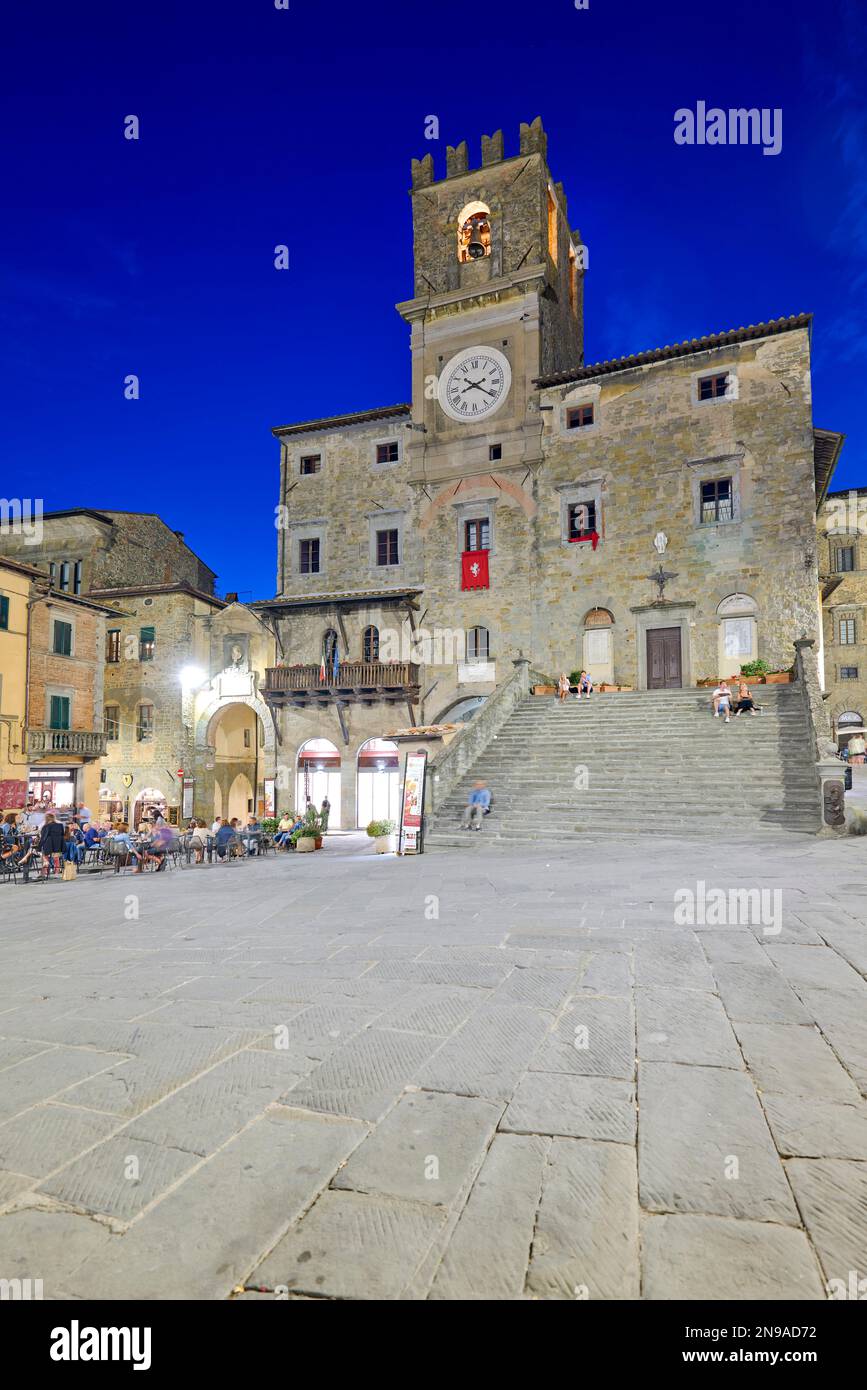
[27,728,108,759]
[263,661,421,709]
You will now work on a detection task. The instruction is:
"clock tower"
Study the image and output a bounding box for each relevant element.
[396,117,585,485]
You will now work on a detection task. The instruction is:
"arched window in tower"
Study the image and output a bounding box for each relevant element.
[457,201,492,263]
[363,625,379,663]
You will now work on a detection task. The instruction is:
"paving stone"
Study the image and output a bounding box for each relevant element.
[0,1170,37,1205]
[576,952,631,995]
[0,1047,132,1122]
[504,933,589,952]
[428,1134,547,1299]
[492,966,579,1012]
[710,961,812,1024]
[733,1022,859,1101]
[526,1137,640,1299]
[37,1134,199,1222]
[59,1034,248,1117]
[634,938,715,991]
[127,1050,300,1155]
[363,960,509,989]
[68,1107,368,1298]
[794,987,867,1094]
[0,1104,122,1178]
[765,944,867,994]
[332,1090,500,1206]
[0,1038,53,1070]
[785,1159,867,1286]
[638,1062,798,1224]
[285,1029,439,1122]
[636,987,743,1068]
[251,1188,446,1299]
[641,1213,825,1300]
[374,988,482,1037]
[413,1004,550,1103]
[530,997,634,1080]
[700,931,772,965]
[0,1208,115,1293]
[762,1092,867,1159]
[502,1072,635,1143]
[815,925,867,978]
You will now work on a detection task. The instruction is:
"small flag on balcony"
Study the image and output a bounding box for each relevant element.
[318,661,326,683]
[461,550,490,590]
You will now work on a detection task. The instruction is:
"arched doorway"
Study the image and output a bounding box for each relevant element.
[227,773,254,822]
[836,710,864,751]
[297,738,341,827]
[208,703,264,821]
[356,739,400,828]
[717,594,758,676]
[582,608,614,685]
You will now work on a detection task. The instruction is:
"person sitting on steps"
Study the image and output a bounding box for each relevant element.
[711,681,733,723]
[461,781,491,831]
[557,672,570,703]
[734,680,759,716]
[577,670,593,700]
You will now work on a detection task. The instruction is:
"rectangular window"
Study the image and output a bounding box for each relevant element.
[300,454,321,475]
[139,626,155,661]
[376,528,400,566]
[48,562,56,585]
[376,441,399,465]
[698,373,729,401]
[243,728,251,749]
[299,538,320,574]
[49,695,70,730]
[106,628,121,663]
[58,561,70,592]
[839,618,857,645]
[73,561,82,594]
[836,547,855,573]
[0,595,8,630]
[489,443,502,461]
[464,518,491,552]
[841,666,859,680]
[104,705,120,740]
[468,627,490,661]
[566,404,594,429]
[701,478,733,523]
[568,500,597,539]
[137,704,154,742]
[52,620,73,656]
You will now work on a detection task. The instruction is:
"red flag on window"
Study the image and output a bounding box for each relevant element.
[569,530,600,550]
[461,550,490,590]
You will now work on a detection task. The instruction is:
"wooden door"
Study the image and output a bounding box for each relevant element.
[647,627,682,689]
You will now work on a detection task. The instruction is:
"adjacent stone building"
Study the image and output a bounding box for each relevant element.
[258,118,845,829]
[819,485,867,748]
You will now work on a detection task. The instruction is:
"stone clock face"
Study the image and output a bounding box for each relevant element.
[437,346,512,424]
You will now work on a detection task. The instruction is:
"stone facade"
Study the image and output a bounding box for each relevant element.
[0,509,216,597]
[818,487,867,745]
[262,119,843,828]
[93,587,277,826]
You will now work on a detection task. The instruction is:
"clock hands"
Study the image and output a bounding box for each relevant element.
[460,377,496,398]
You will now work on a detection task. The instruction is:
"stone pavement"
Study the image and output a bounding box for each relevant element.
[0,831,865,1301]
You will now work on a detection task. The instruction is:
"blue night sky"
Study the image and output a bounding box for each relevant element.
[3,0,865,598]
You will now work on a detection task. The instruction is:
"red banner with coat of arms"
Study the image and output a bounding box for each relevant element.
[461,550,490,590]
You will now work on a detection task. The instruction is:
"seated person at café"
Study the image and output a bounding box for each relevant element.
[241,815,262,855]
[144,821,174,872]
[214,817,241,860]
[273,812,295,848]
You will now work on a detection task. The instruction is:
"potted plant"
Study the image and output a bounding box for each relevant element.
[366,818,396,854]
[739,660,769,684]
[696,676,719,688]
[765,666,794,684]
[292,807,322,853]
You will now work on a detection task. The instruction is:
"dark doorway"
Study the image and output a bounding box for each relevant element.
[647,627,682,689]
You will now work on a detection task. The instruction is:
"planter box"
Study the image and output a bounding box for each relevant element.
[314,836,323,850]
[296,837,315,853]
[533,685,556,695]
[764,672,792,684]
[373,834,395,854]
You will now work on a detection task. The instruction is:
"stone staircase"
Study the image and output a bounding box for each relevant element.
[426,685,821,845]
